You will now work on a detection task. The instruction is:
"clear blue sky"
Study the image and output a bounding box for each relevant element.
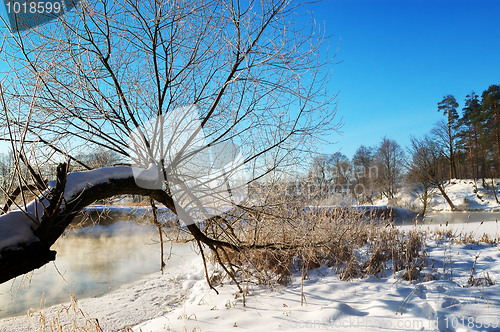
[0,1,499,159]
[310,0,500,159]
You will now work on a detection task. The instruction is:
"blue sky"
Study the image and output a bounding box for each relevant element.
[310,0,500,158]
[0,1,499,159]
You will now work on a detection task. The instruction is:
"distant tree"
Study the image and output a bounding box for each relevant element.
[461,92,486,181]
[437,95,459,179]
[372,137,405,200]
[352,145,373,173]
[479,85,500,203]
[76,150,122,169]
[308,152,351,196]
[407,137,434,215]
[0,153,14,191]
[351,145,375,203]
[481,85,500,169]
[329,152,351,193]
[308,155,333,189]
[407,136,456,211]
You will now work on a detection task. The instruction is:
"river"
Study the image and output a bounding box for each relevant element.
[0,218,187,319]
[421,211,500,225]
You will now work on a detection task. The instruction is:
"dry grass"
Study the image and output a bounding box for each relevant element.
[205,193,427,286]
[466,255,495,287]
[27,294,104,332]
[431,228,499,246]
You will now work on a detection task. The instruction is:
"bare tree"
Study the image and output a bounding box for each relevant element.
[0,0,339,283]
[407,136,456,211]
[308,154,334,197]
[75,150,122,170]
[307,152,351,199]
[407,137,435,215]
[351,145,375,203]
[329,152,351,193]
[431,120,459,180]
[372,137,405,201]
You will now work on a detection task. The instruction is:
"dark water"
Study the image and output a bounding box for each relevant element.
[0,220,177,319]
[421,211,500,225]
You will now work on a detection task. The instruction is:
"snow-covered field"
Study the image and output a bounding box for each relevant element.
[135,220,500,332]
[429,179,500,211]
[1,220,500,332]
[1,178,500,331]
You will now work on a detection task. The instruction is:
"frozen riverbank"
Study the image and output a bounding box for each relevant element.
[2,220,500,331]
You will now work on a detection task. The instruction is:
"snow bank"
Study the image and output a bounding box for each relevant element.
[0,198,47,251]
[377,179,500,212]
[56,165,135,200]
[134,237,500,332]
[0,210,40,252]
[431,179,500,211]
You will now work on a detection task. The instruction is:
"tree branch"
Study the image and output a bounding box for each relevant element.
[0,164,238,284]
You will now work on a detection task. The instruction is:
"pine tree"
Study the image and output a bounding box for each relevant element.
[437,95,459,180]
[481,85,500,172]
[461,92,484,180]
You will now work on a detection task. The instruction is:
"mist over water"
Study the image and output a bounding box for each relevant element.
[0,220,185,319]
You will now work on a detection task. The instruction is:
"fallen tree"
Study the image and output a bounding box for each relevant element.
[0,163,238,284]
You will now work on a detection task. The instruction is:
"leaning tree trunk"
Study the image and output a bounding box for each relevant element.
[0,163,238,284]
[436,183,456,211]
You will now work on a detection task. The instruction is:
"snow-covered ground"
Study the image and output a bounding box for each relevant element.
[376,179,500,212]
[1,177,500,331]
[1,220,500,332]
[134,220,500,332]
[427,179,500,211]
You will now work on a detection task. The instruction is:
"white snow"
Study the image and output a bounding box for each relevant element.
[431,179,500,211]
[59,165,148,200]
[0,199,46,251]
[376,178,500,212]
[133,224,500,332]
[1,221,500,331]
[0,165,153,252]
[0,251,195,331]
[0,210,40,251]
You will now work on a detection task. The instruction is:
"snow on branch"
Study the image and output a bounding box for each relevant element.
[0,163,176,284]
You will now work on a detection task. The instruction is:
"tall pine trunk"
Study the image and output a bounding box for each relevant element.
[448,121,457,180]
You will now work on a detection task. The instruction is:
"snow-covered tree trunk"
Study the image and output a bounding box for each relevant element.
[0,163,236,284]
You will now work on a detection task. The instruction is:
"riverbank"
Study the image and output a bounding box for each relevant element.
[375,178,500,213]
[1,219,500,331]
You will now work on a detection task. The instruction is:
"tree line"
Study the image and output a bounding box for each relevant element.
[308,84,500,214]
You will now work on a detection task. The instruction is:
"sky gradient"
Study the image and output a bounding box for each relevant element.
[310,0,500,158]
[0,1,499,159]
